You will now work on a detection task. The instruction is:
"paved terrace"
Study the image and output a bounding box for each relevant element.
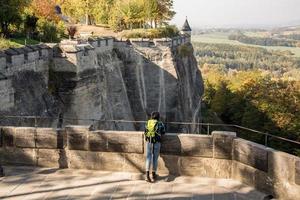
[0,166,267,200]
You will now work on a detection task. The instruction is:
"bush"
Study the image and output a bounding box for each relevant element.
[121,26,180,39]
[178,44,193,57]
[36,18,65,42]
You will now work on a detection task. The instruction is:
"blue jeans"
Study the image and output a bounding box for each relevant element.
[145,142,161,172]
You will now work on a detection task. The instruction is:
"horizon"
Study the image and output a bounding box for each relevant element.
[171,0,300,29]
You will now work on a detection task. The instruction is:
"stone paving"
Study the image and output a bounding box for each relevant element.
[0,166,267,200]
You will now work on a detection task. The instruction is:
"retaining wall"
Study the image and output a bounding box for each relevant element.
[0,126,299,199]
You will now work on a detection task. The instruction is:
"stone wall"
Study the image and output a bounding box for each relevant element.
[0,126,299,199]
[232,138,300,199]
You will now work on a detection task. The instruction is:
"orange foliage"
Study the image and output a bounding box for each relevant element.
[31,0,59,22]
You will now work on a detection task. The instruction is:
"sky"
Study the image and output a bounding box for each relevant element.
[171,0,300,28]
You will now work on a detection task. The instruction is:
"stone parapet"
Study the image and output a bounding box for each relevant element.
[0,126,299,199]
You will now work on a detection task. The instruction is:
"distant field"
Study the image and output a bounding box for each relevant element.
[192,33,300,57]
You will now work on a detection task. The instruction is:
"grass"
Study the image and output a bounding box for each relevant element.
[0,37,40,50]
[192,32,300,57]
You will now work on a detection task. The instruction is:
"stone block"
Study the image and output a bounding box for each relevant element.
[158,155,180,175]
[66,126,89,151]
[68,150,125,171]
[161,134,181,155]
[233,139,268,172]
[268,149,295,183]
[180,157,231,178]
[15,127,36,148]
[180,134,213,157]
[212,131,236,159]
[105,131,143,153]
[67,150,98,170]
[295,159,300,185]
[1,127,16,147]
[89,131,143,153]
[1,147,36,166]
[88,131,107,152]
[97,152,125,171]
[254,168,274,195]
[123,153,144,173]
[37,149,60,168]
[36,128,59,149]
[232,161,255,187]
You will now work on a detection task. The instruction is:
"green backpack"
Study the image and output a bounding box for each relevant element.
[145,119,158,139]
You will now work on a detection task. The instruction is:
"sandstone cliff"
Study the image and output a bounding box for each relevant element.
[0,37,204,132]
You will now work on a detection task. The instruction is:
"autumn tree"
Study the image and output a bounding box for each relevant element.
[60,0,103,25]
[0,0,29,37]
[30,0,60,22]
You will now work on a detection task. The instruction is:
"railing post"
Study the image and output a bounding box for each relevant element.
[207,123,210,135]
[34,117,37,129]
[265,134,268,147]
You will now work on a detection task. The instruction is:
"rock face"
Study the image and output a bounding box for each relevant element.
[0,37,204,132]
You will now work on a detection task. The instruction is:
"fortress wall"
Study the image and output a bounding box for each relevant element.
[0,79,14,111]
[0,45,52,84]
[0,126,299,199]
[0,35,191,77]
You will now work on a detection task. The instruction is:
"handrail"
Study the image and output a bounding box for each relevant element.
[0,115,299,147]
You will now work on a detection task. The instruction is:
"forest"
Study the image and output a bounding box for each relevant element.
[59,0,175,30]
[229,32,300,47]
[194,42,300,155]
[0,0,175,48]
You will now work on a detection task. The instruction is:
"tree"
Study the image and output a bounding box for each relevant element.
[60,0,102,25]
[156,0,175,27]
[0,0,28,37]
[24,15,38,38]
[30,0,60,22]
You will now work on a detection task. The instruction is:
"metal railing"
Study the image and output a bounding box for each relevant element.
[0,115,299,155]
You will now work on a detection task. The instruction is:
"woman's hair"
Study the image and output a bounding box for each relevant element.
[151,111,160,120]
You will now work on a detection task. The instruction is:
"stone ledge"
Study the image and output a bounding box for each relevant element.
[233,138,268,172]
[15,127,36,148]
[66,126,90,151]
[89,131,143,154]
[161,134,213,157]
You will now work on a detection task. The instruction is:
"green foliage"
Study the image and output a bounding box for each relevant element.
[194,42,300,80]
[229,32,299,47]
[36,19,65,42]
[24,15,38,37]
[121,25,179,39]
[178,44,193,57]
[0,0,29,37]
[198,42,300,155]
[60,0,175,31]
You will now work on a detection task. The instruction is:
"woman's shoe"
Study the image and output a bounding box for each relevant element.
[152,172,157,182]
[145,171,151,182]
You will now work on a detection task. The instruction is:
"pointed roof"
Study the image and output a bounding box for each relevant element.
[182,17,192,31]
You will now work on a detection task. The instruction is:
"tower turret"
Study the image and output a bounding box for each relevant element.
[181,17,192,36]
